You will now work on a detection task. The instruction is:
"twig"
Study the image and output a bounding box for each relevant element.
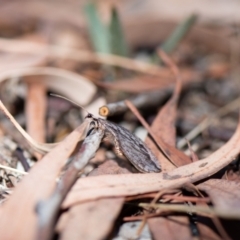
[0,164,27,175]
[36,127,104,240]
[125,100,178,167]
[13,147,30,172]
[178,119,234,142]
[0,100,58,154]
[177,96,240,149]
[140,203,240,220]
[25,79,47,160]
[99,89,171,117]
[0,38,164,77]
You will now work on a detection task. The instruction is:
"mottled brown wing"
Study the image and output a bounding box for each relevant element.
[102,120,161,173]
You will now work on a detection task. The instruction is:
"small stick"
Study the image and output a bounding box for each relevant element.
[177,96,240,149]
[25,79,47,160]
[99,89,171,117]
[125,100,177,167]
[36,126,104,240]
[139,203,240,220]
[13,147,30,172]
[0,164,27,175]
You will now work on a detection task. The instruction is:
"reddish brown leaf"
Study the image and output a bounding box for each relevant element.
[57,158,131,240]
[126,100,192,172]
[59,198,123,240]
[25,78,47,160]
[197,222,221,240]
[143,51,192,171]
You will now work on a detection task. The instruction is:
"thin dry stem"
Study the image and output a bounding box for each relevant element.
[140,203,240,220]
[0,38,164,76]
[125,100,177,167]
[36,127,104,240]
[177,96,240,149]
[0,164,27,175]
[0,100,58,154]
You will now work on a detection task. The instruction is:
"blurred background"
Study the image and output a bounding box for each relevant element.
[0,1,240,239]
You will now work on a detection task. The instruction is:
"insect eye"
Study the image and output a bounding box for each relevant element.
[90,120,96,127]
[85,113,93,119]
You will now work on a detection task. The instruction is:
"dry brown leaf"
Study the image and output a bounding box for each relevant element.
[93,69,201,93]
[198,179,240,212]
[148,216,192,240]
[0,67,97,153]
[25,80,46,143]
[0,53,46,71]
[59,198,123,240]
[154,50,181,146]
[144,51,190,171]
[0,101,56,154]
[123,11,233,55]
[0,66,96,106]
[63,119,240,208]
[25,79,46,160]
[147,213,222,240]
[197,222,221,240]
[126,100,191,172]
[0,38,166,77]
[0,119,90,240]
[0,1,85,30]
[58,153,130,240]
[89,159,132,176]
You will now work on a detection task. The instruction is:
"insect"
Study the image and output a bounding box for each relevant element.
[51,94,161,173]
[85,113,161,173]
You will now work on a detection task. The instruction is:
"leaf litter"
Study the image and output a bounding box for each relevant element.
[0,1,240,240]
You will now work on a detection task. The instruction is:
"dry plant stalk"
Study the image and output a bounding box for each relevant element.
[140,203,240,220]
[99,89,171,117]
[0,38,164,77]
[0,100,61,153]
[36,126,104,240]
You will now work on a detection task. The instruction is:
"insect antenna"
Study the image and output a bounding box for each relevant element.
[50,93,90,116]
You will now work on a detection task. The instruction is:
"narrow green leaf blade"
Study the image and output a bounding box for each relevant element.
[84,2,110,54]
[161,14,198,53]
[109,8,129,57]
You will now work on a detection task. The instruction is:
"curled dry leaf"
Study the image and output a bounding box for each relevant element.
[0,101,55,154]
[63,119,240,208]
[0,67,97,153]
[0,66,96,106]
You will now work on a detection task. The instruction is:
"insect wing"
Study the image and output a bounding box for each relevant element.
[116,125,161,173]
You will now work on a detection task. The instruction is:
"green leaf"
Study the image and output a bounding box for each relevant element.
[109,7,129,57]
[161,14,197,53]
[153,14,197,64]
[84,2,110,54]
